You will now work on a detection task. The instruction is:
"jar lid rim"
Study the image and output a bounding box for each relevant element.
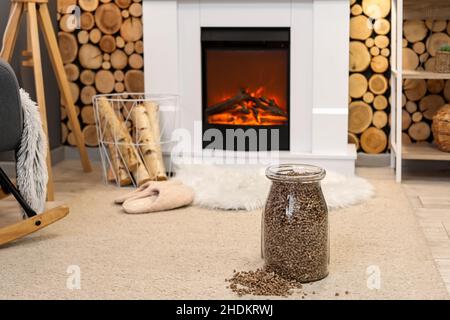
[265,164,326,182]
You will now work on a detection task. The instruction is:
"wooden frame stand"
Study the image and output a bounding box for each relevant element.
[0,0,92,200]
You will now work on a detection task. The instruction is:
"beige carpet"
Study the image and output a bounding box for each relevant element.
[0,161,448,299]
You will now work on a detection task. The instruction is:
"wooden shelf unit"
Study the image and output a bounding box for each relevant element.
[402,70,450,80]
[402,143,450,161]
[390,0,450,182]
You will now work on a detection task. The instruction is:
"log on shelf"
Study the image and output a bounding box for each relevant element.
[348,132,360,150]
[444,80,450,102]
[404,20,428,43]
[81,105,96,124]
[82,125,99,147]
[419,94,445,120]
[402,109,412,130]
[362,0,390,19]
[412,41,426,55]
[360,127,387,154]
[95,3,122,35]
[64,63,79,81]
[370,46,380,56]
[425,19,447,32]
[99,35,116,53]
[124,41,135,55]
[348,101,373,134]
[111,49,128,69]
[80,85,97,105]
[134,40,144,54]
[349,73,368,99]
[128,53,143,69]
[114,82,125,93]
[89,28,102,44]
[115,0,132,9]
[351,4,363,16]
[371,55,389,73]
[368,74,388,95]
[80,69,96,85]
[59,14,77,32]
[58,32,78,64]
[411,111,423,122]
[373,110,388,129]
[79,0,99,12]
[402,132,412,145]
[373,19,390,35]
[408,121,431,141]
[374,35,389,49]
[80,11,95,30]
[427,79,445,94]
[124,70,144,92]
[77,30,89,44]
[373,95,388,110]
[365,38,375,48]
[350,15,372,40]
[381,48,390,57]
[405,101,418,113]
[120,17,143,42]
[350,41,371,72]
[79,44,102,69]
[404,79,427,101]
[363,92,374,104]
[403,47,419,70]
[95,70,115,94]
[129,3,142,17]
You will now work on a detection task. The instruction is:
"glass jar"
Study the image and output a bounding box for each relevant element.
[262,164,329,283]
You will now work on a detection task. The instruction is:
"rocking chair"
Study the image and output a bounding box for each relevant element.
[0,58,68,246]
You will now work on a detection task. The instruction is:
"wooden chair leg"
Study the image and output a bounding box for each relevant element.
[0,2,23,61]
[27,2,55,201]
[0,205,69,247]
[38,3,92,173]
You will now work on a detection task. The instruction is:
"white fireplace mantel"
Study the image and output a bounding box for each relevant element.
[143,0,356,174]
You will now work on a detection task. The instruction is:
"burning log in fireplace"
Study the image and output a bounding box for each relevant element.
[205,89,288,126]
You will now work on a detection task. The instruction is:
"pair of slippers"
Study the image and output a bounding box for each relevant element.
[115,180,194,214]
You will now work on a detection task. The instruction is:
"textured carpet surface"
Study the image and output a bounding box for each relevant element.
[0,162,447,299]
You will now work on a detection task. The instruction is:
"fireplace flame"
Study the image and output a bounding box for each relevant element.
[207,87,288,126]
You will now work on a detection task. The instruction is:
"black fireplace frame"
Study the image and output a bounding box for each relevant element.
[201,27,291,151]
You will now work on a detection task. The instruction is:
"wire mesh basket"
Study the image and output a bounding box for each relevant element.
[93,93,179,187]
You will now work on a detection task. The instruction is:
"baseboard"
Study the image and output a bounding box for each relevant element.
[356,152,391,167]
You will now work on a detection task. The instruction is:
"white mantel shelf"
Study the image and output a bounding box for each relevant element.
[142,0,356,175]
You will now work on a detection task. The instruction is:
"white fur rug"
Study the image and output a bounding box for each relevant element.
[175,164,374,211]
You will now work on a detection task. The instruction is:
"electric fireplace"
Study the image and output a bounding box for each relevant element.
[201,28,290,151]
[144,0,356,175]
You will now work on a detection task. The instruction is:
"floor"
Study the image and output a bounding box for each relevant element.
[359,164,450,295]
[0,160,449,299]
[402,166,450,294]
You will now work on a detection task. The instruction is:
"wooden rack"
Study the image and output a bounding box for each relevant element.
[390,0,450,182]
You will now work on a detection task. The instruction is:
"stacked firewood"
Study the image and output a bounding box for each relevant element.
[348,0,391,154]
[57,0,144,147]
[402,19,450,144]
[97,96,166,186]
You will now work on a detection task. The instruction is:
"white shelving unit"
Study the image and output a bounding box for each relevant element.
[390,0,450,182]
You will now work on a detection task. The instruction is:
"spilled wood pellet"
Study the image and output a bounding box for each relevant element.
[226,268,303,297]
